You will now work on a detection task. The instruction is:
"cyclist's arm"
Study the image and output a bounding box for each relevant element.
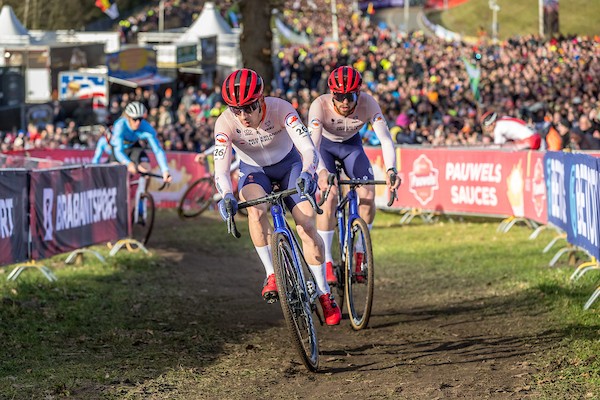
[92,136,107,164]
[213,120,234,196]
[307,100,326,173]
[110,120,134,166]
[367,96,396,172]
[139,121,169,174]
[285,108,319,174]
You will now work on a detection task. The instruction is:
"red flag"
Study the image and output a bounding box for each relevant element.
[95,0,119,19]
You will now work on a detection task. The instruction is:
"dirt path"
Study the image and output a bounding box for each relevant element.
[151,212,549,399]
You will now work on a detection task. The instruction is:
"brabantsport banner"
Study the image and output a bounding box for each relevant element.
[12,149,211,208]
[29,165,128,260]
[0,169,29,266]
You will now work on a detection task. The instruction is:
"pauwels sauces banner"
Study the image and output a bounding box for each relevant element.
[0,169,29,266]
[366,148,547,222]
[564,152,600,259]
[29,165,128,260]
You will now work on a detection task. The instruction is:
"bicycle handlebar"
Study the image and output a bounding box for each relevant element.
[135,167,170,191]
[319,173,399,207]
[226,178,323,239]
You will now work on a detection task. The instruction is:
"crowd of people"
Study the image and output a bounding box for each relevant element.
[1,0,599,153]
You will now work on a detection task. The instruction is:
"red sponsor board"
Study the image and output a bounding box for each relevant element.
[13,149,212,208]
[366,148,548,223]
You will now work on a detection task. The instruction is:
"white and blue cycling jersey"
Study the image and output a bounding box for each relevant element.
[109,117,169,173]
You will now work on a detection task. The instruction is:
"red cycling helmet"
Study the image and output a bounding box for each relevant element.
[222,68,264,107]
[328,66,363,93]
[480,111,498,127]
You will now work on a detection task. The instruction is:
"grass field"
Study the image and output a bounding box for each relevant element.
[2,210,600,398]
[427,0,600,39]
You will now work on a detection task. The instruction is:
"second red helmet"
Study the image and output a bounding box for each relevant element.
[222,68,264,107]
[328,66,363,94]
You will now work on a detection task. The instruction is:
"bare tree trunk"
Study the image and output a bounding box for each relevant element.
[238,0,282,93]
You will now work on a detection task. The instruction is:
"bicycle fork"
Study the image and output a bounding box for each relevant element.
[272,205,319,308]
[133,176,147,224]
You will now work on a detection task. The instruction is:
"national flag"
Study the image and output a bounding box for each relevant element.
[95,0,119,19]
[461,57,481,102]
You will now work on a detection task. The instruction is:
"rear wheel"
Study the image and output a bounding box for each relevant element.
[344,217,374,330]
[177,177,215,219]
[131,192,155,245]
[271,232,319,371]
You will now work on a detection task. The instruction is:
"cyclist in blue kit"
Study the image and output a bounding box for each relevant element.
[109,101,172,185]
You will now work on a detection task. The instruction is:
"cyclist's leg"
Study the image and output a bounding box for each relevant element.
[277,157,329,297]
[238,164,274,282]
[315,138,341,278]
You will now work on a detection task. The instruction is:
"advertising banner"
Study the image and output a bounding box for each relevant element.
[18,149,210,208]
[545,151,568,232]
[29,165,128,260]
[0,169,29,266]
[366,148,547,221]
[106,47,157,79]
[563,153,600,259]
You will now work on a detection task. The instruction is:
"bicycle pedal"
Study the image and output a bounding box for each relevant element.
[263,292,279,304]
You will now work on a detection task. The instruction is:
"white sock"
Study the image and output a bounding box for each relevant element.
[308,263,330,296]
[255,245,274,277]
[317,230,335,264]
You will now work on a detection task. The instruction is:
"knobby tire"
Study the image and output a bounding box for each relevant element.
[271,232,319,371]
[131,192,155,245]
[177,177,215,219]
[345,217,374,330]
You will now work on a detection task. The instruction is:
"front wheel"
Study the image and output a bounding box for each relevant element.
[131,192,155,245]
[177,177,216,219]
[271,232,319,371]
[344,217,374,330]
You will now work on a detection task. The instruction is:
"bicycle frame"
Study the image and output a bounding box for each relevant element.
[335,183,360,268]
[131,175,148,224]
[270,201,318,306]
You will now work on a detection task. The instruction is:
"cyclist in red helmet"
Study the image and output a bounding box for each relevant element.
[213,68,341,325]
[309,66,399,285]
[480,110,542,150]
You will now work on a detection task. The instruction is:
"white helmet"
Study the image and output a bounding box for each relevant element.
[124,101,147,119]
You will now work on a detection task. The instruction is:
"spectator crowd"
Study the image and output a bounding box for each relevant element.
[1,0,599,154]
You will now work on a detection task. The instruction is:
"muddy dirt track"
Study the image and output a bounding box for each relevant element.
[147,211,550,400]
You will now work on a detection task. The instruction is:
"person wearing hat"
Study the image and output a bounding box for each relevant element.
[480,110,542,150]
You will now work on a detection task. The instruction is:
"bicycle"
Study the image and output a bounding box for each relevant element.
[225,180,324,372]
[177,156,247,219]
[130,169,168,246]
[319,161,398,330]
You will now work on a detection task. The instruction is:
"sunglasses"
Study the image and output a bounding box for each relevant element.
[130,117,143,122]
[230,100,260,115]
[333,92,358,103]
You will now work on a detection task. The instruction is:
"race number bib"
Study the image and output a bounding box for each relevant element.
[213,145,227,160]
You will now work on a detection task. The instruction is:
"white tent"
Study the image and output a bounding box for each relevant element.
[177,2,233,42]
[0,5,31,45]
[176,2,241,68]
